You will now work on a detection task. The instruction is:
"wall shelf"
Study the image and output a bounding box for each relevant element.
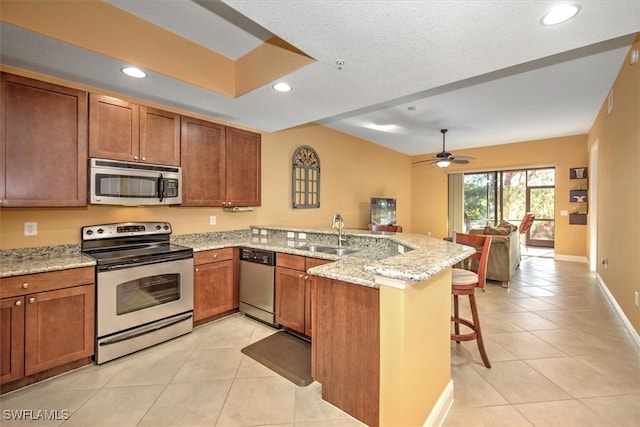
[569,167,588,225]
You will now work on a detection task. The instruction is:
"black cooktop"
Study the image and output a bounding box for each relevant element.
[81,222,193,269]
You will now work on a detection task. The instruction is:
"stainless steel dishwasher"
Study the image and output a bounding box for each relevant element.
[239,247,279,327]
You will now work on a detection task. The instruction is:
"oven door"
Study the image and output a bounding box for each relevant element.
[96,257,193,338]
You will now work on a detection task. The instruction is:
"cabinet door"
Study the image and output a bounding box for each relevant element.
[89,94,140,162]
[305,258,331,337]
[1,73,88,207]
[139,106,180,166]
[24,285,94,376]
[225,127,261,206]
[1,297,25,384]
[180,116,226,206]
[194,260,235,322]
[275,267,306,333]
[305,278,314,338]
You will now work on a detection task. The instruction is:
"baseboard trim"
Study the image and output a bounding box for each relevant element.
[596,273,640,354]
[554,254,588,263]
[424,379,454,427]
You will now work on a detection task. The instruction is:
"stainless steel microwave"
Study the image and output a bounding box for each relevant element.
[89,158,182,205]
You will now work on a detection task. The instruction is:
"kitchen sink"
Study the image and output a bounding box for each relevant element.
[298,244,358,256]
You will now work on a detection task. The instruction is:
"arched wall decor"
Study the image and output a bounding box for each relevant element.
[292,145,320,208]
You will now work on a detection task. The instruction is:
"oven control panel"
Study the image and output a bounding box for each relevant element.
[82,222,172,240]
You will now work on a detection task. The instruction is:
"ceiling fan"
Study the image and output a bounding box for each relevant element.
[412,129,475,168]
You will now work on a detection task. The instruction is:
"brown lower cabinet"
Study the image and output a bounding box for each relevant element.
[275,254,330,337]
[193,248,239,324]
[0,267,95,387]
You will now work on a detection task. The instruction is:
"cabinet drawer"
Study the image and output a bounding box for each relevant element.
[306,257,332,269]
[276,253,306,270]
[194,248,234,265]
[0,267,94,299]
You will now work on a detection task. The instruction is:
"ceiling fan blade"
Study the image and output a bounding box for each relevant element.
[451,159,470,164]
[411,158,438,165]
[451,155,475,161]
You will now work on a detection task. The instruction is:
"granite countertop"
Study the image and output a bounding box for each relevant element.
[1,226,474,288]
[244,225,474,286]
[0,245,96,278]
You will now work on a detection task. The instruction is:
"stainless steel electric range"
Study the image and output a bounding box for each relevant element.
[81,222,193,364]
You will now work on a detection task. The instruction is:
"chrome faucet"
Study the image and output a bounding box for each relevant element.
[331,213,347,247]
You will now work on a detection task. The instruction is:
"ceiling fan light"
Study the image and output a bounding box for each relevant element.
[436,159,451,168]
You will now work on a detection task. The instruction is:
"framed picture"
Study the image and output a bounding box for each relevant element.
[570,167,588,179]
[569,189,588,203]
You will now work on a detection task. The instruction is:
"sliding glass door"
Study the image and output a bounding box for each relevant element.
[526,169,555,247]
[462,167,555,247]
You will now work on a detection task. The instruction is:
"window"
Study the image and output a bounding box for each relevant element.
[464,172,498,229]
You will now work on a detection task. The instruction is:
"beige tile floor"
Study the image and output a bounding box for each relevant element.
[1,255,638,426]
[445,255,640,427]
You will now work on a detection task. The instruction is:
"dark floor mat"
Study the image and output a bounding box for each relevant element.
[241,331,312,386]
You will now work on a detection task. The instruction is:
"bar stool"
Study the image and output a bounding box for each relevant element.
[451,232,492,368]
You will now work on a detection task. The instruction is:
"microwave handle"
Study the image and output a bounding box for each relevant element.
[158,173,165,202]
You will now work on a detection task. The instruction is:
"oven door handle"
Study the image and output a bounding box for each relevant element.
[98,252,193,271]
[99,312,193,346]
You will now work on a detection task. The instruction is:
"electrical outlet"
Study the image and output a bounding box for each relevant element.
[209,216,216,225]
[635,291,639,307]
[24,222,38,236]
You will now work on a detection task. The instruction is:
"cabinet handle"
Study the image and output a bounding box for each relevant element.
[142,157,146,161]
[213,254,218,258]
[298,273,305,279]
[29,297,36,304]
[22,283,29,289]
[195,268,199,272]
[15,300,22,306]
[134,156,139,160]
[304,275,309,280]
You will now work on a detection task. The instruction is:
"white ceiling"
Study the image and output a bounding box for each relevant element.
[1,0,638,156]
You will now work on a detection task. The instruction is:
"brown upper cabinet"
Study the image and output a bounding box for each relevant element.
[181,117,261,207]
[226,127,261,207]
[89,94,180,166]
[0,73,88,207]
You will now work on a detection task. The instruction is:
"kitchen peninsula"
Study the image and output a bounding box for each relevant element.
[1,226,472,426]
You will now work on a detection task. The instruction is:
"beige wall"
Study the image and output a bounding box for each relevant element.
[411,135,589,258]
[588,35,640,334]
[0,70,411,249]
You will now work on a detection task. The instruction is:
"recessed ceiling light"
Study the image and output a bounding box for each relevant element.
[541,4,581,26]
[273,82,292,92]
[363,123,401,133]
[121,67,147,78]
